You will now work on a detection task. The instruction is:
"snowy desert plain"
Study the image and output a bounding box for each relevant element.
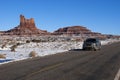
[0,35,120,65]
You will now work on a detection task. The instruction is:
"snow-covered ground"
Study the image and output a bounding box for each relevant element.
[0,39,120,65]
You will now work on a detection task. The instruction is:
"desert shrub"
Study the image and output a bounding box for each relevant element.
[1,43,7,49]
[16,43,21,46]
[1,44,6,49]
[29,51,38,57]
[26,40,30,43]
[10,45,17,52]
[31,39,41,43]
[0,54,6,59]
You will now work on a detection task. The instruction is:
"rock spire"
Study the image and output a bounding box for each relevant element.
[5,15,48,35]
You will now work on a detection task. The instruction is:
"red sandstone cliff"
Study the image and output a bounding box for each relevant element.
[5,15,48,35]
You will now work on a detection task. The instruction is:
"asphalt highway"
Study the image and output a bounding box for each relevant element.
[0,42,120,80]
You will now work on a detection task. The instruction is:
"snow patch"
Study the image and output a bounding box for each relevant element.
[0,39,120,65]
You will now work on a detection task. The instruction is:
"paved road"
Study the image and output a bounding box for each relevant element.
[0,42,120,80]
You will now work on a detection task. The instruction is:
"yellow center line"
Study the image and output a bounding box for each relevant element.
[26,62,63,80]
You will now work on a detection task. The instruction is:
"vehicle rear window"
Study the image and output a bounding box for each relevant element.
[86,39,96,42]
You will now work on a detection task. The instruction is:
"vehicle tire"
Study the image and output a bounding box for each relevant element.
[82,47,86,51]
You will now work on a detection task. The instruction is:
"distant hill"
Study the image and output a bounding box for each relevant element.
[0,15,119,39]
[52,26,107,39]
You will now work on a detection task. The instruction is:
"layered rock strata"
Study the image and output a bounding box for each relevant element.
[5,15,48,35]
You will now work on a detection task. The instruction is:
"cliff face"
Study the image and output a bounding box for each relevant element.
[5,15,48,35]
[19,15,37,30]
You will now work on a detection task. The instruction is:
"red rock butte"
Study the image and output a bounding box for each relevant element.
[1,15,119,39]
[5,15,48,35]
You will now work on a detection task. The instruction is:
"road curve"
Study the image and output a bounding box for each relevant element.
[0,42,120,80]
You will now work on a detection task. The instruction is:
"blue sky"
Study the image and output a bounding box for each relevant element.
[0,0,120,35]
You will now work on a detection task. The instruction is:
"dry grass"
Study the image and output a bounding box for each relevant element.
[0,54,6,59]
[1,42,7,49]
[10,45,17,52]
[29,51,38,57]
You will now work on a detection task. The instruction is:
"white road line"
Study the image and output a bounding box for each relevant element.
[114,69,120,80]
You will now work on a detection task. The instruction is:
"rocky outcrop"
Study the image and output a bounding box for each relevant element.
[19,15,37,30]
[53,26,107,39]
[1,15,119,39]
[53,26,92,35]
[5,15,48,35]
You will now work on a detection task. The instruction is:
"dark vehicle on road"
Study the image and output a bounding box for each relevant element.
[83,38,101,51]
